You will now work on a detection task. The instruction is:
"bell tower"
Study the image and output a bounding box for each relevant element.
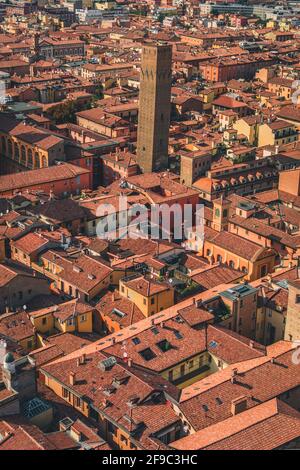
[212,197,231,232]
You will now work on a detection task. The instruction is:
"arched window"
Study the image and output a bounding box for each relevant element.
[14,143,20,161]
[21,145,26,164]
[27,149,33,168]
[34,152,40,169]
[1,137,6,154]
[8,139,12,158]
[41,155,47,168]
[229,260,235,269]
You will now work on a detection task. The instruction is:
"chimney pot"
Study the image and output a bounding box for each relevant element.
[69,372,76,386]
[231,368,238,383]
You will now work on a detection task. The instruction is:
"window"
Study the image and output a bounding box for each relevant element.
[27,149,33,168]
[260,265,268,277]
[168,370,173,381]
[159,432,171,445]
[296,295,300,304]
[42,317,47,325]
[151,297,155,305]
[156,339,172,353]
[132,337,140,345]
[138,348,156,361]
[80,315,87,323]
[62,387,69,399]
[151,327,159,335]
[75,396,81,408]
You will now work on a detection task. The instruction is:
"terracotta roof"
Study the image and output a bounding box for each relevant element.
[172,399,300,450]
[178,342,299,431]
[41,352,180,449]
[122,275,171,297]
[213,96,248,109]
[0,310,34,342]
[0,421,77,450]
[96,291,144,328]
[192,264,243,289]
[210,231,275,261]
[42,252,112,294]
[0,164,90,194]
[12,232,49,255]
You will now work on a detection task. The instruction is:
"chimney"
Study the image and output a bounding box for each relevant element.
[249,340,254,348]
[231,396,247,416]
[128,358,132,367]
[76,358,81,367]
[230,368,238,383]
[69,372,76,386]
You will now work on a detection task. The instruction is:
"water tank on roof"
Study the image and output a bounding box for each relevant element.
[3,352,16,373]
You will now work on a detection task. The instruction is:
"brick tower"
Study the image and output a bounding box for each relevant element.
[137,43,172,173]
